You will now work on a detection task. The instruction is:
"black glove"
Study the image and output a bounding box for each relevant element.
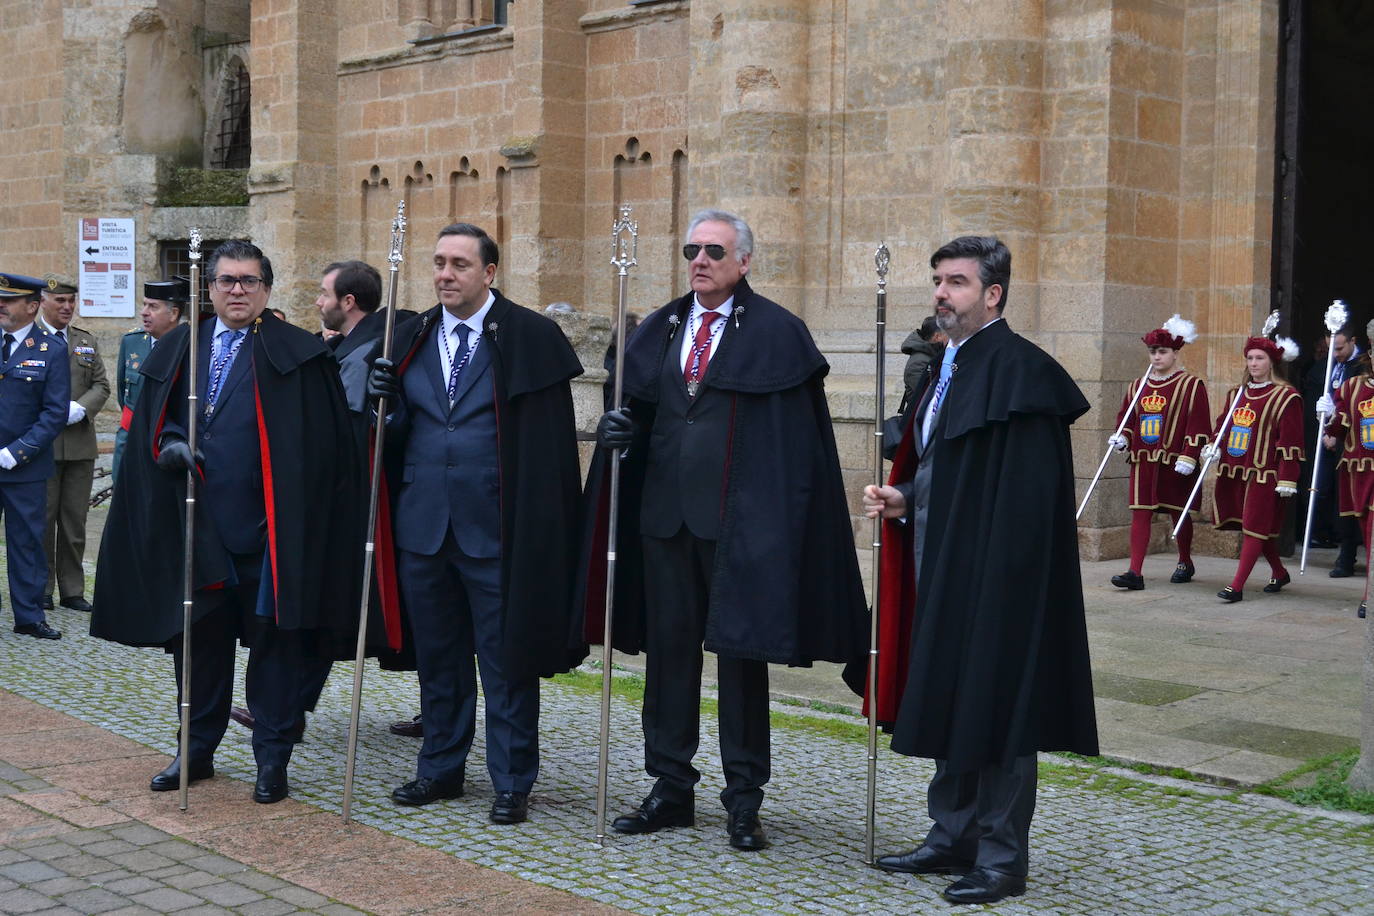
[596,408,635,449]
[368,357,401,402]
[156,437,203,474]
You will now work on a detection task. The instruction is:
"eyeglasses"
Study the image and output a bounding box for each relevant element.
[212,275,264,292]
[682,244,728,262]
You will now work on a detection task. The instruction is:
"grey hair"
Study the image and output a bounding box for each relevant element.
[686,209,754,260]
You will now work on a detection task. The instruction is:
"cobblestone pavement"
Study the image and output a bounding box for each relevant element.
[1,603,1372,915]
[0,769,367,916]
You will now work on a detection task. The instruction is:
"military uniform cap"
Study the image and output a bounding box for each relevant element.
[42,272,78,294]
[0,272,44,298]
[144,276,191,303]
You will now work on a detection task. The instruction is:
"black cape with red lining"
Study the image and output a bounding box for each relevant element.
[91,313,367,653]
[379,296,588,680]
[867,319,1099,769]
[579,278,868,665]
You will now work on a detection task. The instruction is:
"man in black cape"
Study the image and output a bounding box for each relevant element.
[91,240,365,805]
[367,222,584,823]
[589,208,867,851]
[863,236,1098,904]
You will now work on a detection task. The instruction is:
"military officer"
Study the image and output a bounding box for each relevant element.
[113,278,187,478]
[0,272,70,639]
[37,273,110,613]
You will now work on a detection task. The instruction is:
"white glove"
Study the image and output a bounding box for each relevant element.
[66,401,86,425]
[0,448,15,470]
[1108,433,1128,452]
[1199,443,1219,464]
[1276,484,1296,497]
[1174,457,1196,476]
[1316,393,1335,417]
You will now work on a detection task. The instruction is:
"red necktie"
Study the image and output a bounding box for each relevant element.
[684,311,721,388]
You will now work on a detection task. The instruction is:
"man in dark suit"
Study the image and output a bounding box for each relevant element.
[369,223,583,823]
[38,273,110,613]
[863,237,1098,904]
[92,240,364,806]
[0,272,69,640]
[590,210,867,851]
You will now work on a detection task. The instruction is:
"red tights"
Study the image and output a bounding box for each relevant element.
[1129,508,1191,575]
[1230,536,1286,591]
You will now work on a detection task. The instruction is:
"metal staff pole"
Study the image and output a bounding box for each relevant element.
[1173,383,1247,539]
[594,205,638,845]
[178,228,203,811]
[1076,364,1153,521]
[1302,300,1349,574]
[342,200,408,823]
[864,243,890,867]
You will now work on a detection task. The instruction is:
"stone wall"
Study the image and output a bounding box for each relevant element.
[1,0,1285,559]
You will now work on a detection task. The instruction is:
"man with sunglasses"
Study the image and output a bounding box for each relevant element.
[93,240,365,807]
[587,209,866,851]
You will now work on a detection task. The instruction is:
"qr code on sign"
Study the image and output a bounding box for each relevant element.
[113,275,128,290]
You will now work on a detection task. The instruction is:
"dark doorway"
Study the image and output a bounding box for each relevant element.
[1274,0,1374,352]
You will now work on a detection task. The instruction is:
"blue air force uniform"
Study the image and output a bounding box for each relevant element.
[0,273,70,631]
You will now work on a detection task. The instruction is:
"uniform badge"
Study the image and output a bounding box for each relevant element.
[1138,394,1166,445]
[1358,398,1374,451]
[25,338,34,348]
[1227,405,1256,457]
[39,342,48,352]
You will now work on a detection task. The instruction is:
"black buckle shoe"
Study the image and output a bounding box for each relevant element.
[1360,603,1367,620]
[149,756,214,792]
[1110,570,1145,591]
[1262,572,1291,593]
[1170,563,1195,584]
[253,764,289,804]
[58,596,93,612]
[942,866,1027,904]
[875,844,973,875]
[391,776,463,806]
[1217,586,1243,603]
[611,794,694,834]
[727,808,768,851]
[490,791,529,824]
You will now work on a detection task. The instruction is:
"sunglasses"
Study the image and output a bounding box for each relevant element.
[682,244,728,262]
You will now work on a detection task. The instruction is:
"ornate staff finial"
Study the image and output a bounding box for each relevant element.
[611,204,638,274]
[388,200,407,267]
[1324,299,1349,334]
[1261,309,1281,337]
[875,243,890,288]
[189,228,202,262]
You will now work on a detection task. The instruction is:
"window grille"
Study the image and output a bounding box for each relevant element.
[212,63,251,170]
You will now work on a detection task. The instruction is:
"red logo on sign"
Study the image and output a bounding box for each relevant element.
[81,219,99,241]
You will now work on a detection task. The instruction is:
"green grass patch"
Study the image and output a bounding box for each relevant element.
[1254,750,1374,816]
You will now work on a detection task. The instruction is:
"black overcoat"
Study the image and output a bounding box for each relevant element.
[90,313,365,650]
[580,279,868,665]
[875,319,1100,770]
[380,295,587,680]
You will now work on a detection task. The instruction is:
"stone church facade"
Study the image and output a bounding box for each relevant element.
[1,0,1284,557]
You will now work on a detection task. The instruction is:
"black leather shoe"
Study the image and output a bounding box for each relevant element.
[1263,572,1291,593]
[1170,563,1195,584]
[1360,602,1367,620]
[41,595,53,610]
[389,714,423,738]
[391,776,463,806]
[490,790,528,824]
[14,622,61,640]
[230,706,255,729]
[1110,570,1145,590]
[1330,566,1353,579]
[1217,587,1242,603]
[942,867,1026,904]
[727,809,768,851]
[149,756,214,792]
[58,596,93,612]
[611,794,694,834]
[253,764,289,804]
[875,844,974,875]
